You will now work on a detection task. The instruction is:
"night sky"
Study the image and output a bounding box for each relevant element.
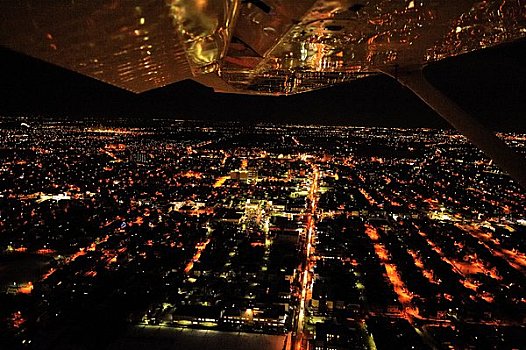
[1,39,525,131]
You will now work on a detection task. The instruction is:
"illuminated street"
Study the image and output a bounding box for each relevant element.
[293,161,319,350]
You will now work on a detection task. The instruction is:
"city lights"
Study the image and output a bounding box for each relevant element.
[1,118,525,349]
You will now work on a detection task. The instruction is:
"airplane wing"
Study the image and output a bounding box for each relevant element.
[1,1,524,95]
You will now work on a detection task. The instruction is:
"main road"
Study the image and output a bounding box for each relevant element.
[292,159,319,350]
